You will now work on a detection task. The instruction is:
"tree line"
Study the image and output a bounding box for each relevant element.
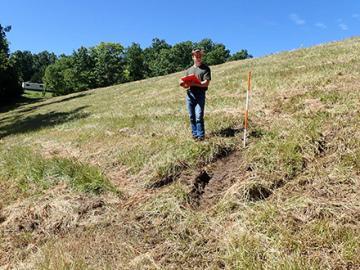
[1,24,252,103]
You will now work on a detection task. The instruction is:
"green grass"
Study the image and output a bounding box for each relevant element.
[0,146,118,205]
[1,37,360,269]
[23,89,53,99]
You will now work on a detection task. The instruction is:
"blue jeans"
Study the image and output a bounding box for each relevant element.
[186,90,206,138]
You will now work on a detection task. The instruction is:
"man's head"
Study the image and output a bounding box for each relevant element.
[192,48,204,66]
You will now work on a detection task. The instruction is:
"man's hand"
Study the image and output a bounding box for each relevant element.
[179,79,190,88]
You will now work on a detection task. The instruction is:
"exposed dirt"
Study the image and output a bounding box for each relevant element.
[181,149,247,210]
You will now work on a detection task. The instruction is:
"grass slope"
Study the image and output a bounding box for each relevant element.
[0,37,359,269]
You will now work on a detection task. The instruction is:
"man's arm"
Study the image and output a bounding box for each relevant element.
[192,80,210,88]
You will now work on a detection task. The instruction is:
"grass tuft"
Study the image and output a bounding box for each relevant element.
[0,146,118,201]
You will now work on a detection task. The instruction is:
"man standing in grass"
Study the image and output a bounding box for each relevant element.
[179,48,211,141]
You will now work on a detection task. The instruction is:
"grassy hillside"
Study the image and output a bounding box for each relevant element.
[1,37,359,269]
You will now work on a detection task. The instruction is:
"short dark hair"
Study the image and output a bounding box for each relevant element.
[192,48,204,55]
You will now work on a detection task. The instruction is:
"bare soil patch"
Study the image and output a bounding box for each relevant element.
[182,150,247,210]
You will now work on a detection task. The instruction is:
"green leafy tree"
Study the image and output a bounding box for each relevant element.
[228,49,253,61]
[40,38,253,97]
[155,48,177,75]
[205,43,230,65]
[90,42,125,87]
[143,38,172,77]
[43,56,75,95]
[31,51,57,82]
[195,38,214,54]
[72,46,96,90]
[195,38,230,65]
[124,43,145,82]
[0,25,11,58]
[10,50,34,82]
[171,41,194,71]
[0,24,22,104]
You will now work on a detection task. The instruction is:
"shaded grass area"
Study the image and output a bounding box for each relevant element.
[0,95,43,114]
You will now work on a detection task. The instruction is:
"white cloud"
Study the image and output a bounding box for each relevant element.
[339,23,348,30]
[315,22,327,29]
[289,13,306,25]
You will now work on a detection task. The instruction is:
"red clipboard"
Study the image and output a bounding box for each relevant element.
[180,74,201,85]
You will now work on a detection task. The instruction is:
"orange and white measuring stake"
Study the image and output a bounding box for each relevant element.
[243,71,251,147]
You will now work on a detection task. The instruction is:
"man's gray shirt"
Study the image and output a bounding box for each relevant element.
[185,64,211,91]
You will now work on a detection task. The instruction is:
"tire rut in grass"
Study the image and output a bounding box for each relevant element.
[185,150,245,210]
[187,170,212,207]
[185,133,327,209]
[147,145,236,190]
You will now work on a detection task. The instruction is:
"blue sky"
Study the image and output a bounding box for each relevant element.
[1,0,360,57]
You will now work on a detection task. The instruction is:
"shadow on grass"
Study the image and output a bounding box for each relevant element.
[210,126,243,137]
[16,92,92,114]
[0,106,90,139]
[0,92,92,114]
[0,96,44,114]
[210,125,265,139]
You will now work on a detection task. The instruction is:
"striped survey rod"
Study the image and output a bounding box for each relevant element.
[243,71,251,147]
